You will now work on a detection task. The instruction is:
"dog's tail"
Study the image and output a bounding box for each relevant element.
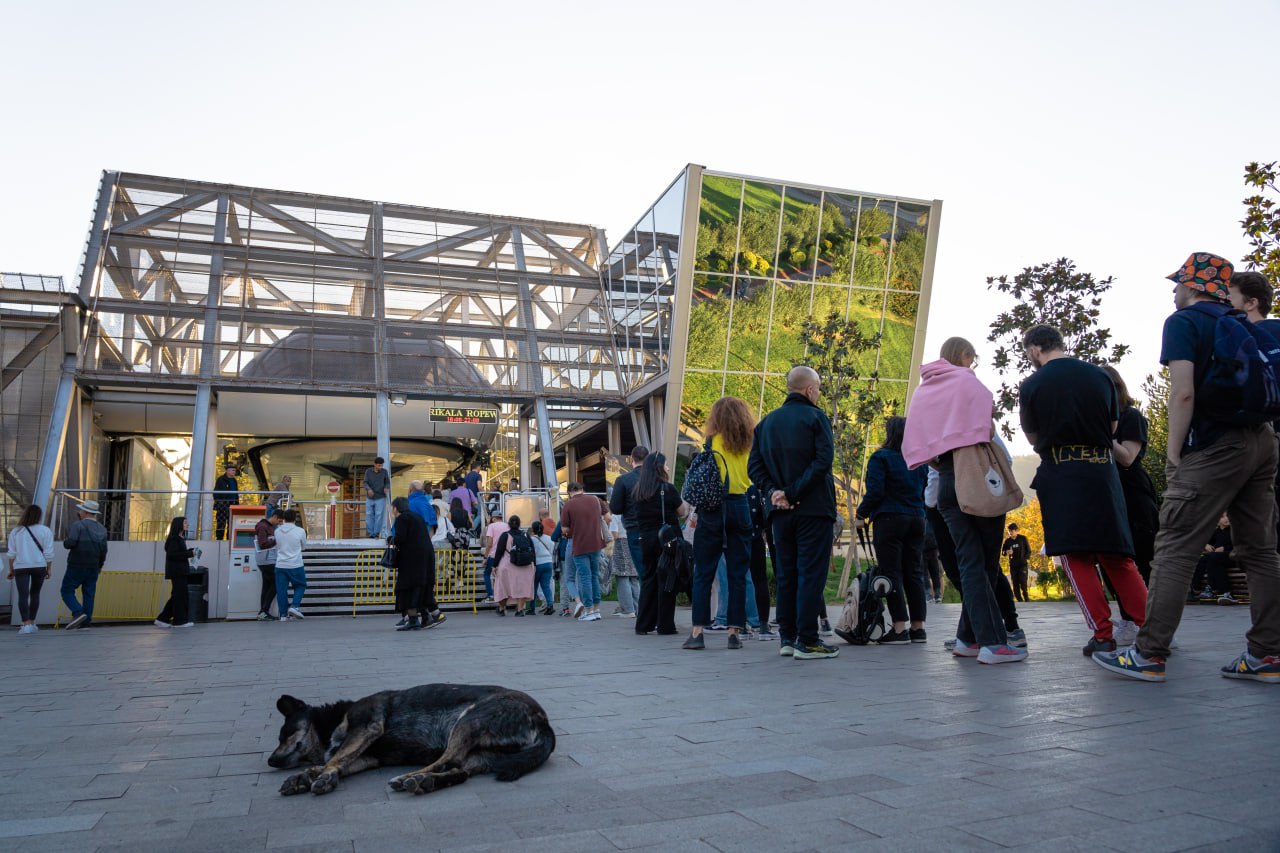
[490,717,556,782]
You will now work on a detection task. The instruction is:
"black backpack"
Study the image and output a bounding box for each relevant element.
[682,439,729,511]
[506,530,536,566]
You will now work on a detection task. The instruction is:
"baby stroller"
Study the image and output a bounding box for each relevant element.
[834,525,892,645]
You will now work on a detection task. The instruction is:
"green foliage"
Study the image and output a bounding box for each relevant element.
[798,312,892,524]
[1242,160,1280,303]
[986,258,1131,438]
[1141,367,1171,498]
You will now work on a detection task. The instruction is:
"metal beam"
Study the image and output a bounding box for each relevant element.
[385,223,502,262]
[32,353,77,512]
[520,226,599,278]
[242,196,367,258]
[113,191,219,235]
[1,317,60,392]
[78,172,118,301]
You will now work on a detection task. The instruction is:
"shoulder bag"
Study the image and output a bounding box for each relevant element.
[254,525,277,566]
[953,442,1023,517]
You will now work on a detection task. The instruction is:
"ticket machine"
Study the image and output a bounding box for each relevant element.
[226,505,265,619]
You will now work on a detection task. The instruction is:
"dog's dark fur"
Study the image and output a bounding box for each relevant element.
[268,683,555,796]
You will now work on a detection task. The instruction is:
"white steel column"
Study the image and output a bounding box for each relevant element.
[511,227,559,493]
[518,415,531,490]
[375,392,392,470]
[186,193,228,525]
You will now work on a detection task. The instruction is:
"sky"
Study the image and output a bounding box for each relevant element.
[2,0,1276,452]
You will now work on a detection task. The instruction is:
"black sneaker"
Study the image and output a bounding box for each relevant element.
[541,606,556,615]
[496,607,506,617]
[514,610,525,617]
[819,618,834,637]
[1218,592,1239,605]
[727,634,742,650]
[877,629,911,645]
[1198,587,1215,601]
[66,613,88,630]
[422,611,446,630]
[1082,636,1117,657]
[793,642,840,660]
[909,628,927,644]
[682,633,705,650]
[394,616,408,628]
[396,616,421,631]
[834,627,858,645]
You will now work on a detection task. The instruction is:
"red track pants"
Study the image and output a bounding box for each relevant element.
[1060,552,1148,640]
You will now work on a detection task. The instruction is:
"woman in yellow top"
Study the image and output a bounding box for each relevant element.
[684,396,755,651]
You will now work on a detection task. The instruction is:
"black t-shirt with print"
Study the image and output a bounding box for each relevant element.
[1019,357,1118,455]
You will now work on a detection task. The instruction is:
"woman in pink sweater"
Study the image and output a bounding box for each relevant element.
[904,338,1027,665]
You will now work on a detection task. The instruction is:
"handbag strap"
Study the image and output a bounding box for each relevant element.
[24,526,42,554]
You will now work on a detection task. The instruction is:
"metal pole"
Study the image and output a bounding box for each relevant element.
[200,402,218,536]
[518,415,531,489]
[534,397,558,493]
[187,194,228,527]
[185,384,212,523]
[511,228,558,493]
[32,354,77,512]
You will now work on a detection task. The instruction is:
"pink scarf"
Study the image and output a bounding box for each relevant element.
[903,359,995,469]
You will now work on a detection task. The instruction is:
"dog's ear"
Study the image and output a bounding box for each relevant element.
[276,694,307,717]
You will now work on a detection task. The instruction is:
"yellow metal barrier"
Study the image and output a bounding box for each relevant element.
[351,548,479,616]
[54,571,168,626]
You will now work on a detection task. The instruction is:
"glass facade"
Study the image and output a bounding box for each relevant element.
[676,171,935,470]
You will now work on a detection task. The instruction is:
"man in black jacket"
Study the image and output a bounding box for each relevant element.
[213,464,240,540]
[608,446,648,579]
[747,366,839,660]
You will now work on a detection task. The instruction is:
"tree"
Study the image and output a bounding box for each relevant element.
[1141,367,1171,498]
[986,259,1131,438]
[1242,160,1280,302]
[798,312,892,591]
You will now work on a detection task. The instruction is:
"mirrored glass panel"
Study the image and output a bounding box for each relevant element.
[739,180,783,278]
[696,174,742,274]
[778,186,821,282]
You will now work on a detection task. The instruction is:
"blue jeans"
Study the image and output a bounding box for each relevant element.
[574,550,602,608]
[483,557,495,598]
[936,467,1007,648]
[366,498,386,537]
[626,535,645,581]
[534,562,554,606]
[60,565,100,621]
[713,556,760,626]
[275,566,307,614]
[692,495,752,629]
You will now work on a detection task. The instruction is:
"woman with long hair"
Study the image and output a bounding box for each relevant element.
[685,396,756,651]
[390,495,441,631]
[632,452,688,636]
[855,416,929,644]
[903,337,1027,664]
[155,516,196,628]
[5,504,54,634]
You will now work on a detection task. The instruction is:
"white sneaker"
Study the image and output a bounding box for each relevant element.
[279,616,291,622]
[174,622,195,628]
[154,620,172,628]
[951,639,980,657]
[572,601,585,618]
[588,612,602,621]
[1113,619,1137,647]
[18,625,33,635]
[287,607,305,620]
[28,624,38,634]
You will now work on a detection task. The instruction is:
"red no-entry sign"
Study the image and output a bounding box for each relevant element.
[326,481,340,494]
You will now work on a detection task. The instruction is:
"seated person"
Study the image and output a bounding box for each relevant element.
[1190,513,1236,604]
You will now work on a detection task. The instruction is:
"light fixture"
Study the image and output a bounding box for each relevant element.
[390,393,408,407]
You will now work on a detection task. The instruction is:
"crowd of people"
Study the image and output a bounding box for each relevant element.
[6,253,1279,685]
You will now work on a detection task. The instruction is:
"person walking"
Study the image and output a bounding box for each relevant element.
[155,516,197,628]
[560,484,607,622]
[1096,254,1280,682]
[1020,324,1148,657]
[6,504,54,634]
[685,397,756,651]
[1002,523,1032,603]
[254,509,284,620]
[855,416,929,645]
[407,480,436,531]
[747,366,840,661]
[530,520,557,615]
[903,338,1027,665]
[609,446,650,580]
[491,515,536,617]
[61,500,108,630]
[390,496,442,630]
[431,488,453,543]
[265,475,293,519]
[364,457,391,538]
[273,509,308,621]
[212,464,239,541]
[632,454,688,635]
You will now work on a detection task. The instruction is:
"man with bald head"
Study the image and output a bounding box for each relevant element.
[748,366,840,660]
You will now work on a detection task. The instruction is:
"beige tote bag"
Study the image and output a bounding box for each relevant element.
[953,442,1023,517]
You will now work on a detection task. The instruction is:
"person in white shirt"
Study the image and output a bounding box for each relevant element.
[273,509,308,620]
[5,504,55,634]
[529,520,556,614]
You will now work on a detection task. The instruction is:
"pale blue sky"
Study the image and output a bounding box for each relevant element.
[3,0,1276,449]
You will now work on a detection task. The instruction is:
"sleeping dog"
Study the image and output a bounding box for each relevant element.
[268,683,555,796]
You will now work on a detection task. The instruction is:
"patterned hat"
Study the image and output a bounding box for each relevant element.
[1166,252,1233,300]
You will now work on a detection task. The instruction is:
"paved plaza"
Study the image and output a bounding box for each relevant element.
[0,602,1276,853]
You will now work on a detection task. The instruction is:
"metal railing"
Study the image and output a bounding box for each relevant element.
[351,547,479,616]
[54,570,168,626]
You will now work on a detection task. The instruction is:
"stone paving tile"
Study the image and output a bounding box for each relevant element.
[0,602,1275,851]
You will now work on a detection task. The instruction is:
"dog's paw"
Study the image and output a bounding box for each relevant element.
[280,769,319,796]
[387,774,408,792]
[309,771,339,795]
[396,772,430,794]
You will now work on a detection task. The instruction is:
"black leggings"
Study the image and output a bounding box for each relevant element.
[157,575,190,625]
[14,568,46,622]
[749,533,770,628]
[259,565,277,616]
[872,513,929,624]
